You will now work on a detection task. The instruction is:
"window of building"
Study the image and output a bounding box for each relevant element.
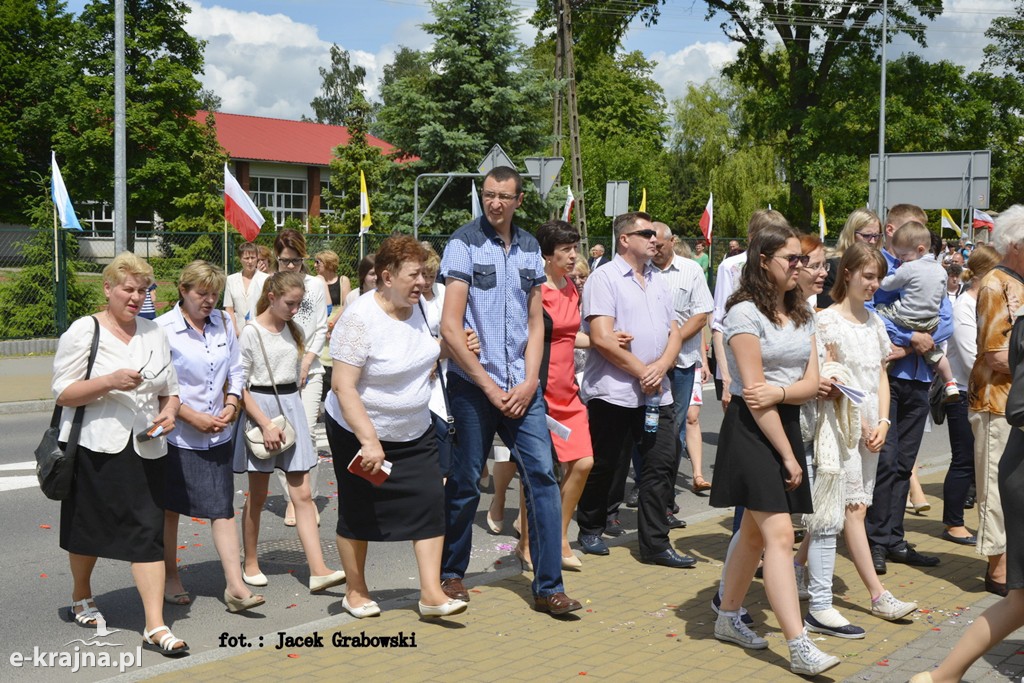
[251,176,307,227]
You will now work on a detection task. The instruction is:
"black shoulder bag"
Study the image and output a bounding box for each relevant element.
[36,316,100,500]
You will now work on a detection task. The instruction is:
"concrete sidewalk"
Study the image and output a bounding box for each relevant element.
[134,471,1023,683]
[0,355,55,413]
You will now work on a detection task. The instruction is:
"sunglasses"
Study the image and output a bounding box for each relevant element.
[625,229,657,239]
[774,253,811,268]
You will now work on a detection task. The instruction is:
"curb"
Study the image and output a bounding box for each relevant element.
[0,398,53,415]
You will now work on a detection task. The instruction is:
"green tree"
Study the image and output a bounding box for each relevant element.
[52,0,220,229]
[701,0,942,223]
[0,0,79,223]
[325,94,394,234]
[308,44,369,126]
[375,0,549,232]
[0,192,99,338]
[669,79,787,237]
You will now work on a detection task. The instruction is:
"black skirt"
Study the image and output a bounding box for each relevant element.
[999,430,1024,591]
[326,414,445,542]
[709,397,812,514]
[163,441,235,519]
[60,441,164,563]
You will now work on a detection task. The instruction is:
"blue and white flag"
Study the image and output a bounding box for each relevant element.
[51,151,82,231]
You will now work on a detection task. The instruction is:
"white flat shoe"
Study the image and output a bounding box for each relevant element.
[342,596,380,619]
[310,569,346,593]
[242,570,268,587]
[485,509,503,535]
[418,598,468,618]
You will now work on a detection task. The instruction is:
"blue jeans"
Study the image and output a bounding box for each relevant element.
[441,374,564,597]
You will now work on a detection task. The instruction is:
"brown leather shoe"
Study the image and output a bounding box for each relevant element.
[533,592,582,615]
[440,578,469,602]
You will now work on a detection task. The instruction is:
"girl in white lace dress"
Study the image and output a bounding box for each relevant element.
[804,243,918,638]
[235,272,345,594]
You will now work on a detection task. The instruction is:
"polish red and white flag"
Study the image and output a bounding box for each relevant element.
[699,193,713,242]
[224,163,265,242]
[562,185,575,222]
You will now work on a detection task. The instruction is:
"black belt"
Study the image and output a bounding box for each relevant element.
[249,383,298,395]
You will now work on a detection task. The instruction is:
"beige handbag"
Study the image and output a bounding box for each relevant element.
[243,325,297,459]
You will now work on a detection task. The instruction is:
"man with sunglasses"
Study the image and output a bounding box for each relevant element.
[439,166,581,616]
[575,212,692,567]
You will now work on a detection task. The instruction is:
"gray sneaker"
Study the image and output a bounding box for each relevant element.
[714,612,768,650]
[789,631,840,676]
[871,590,918,621]
[795,564,810,601]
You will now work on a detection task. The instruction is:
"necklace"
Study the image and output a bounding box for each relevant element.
[104,310,136,343]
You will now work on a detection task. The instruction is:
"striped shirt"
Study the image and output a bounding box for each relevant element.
[655,254,714,369]
[440,216,545,390]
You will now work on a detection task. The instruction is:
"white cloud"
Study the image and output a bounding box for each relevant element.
[184,1,421,119]
[649,41,740,103]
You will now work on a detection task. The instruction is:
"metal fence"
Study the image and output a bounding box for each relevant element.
[0,226,743,341]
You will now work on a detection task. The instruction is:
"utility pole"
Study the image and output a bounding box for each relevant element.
[552,0,587,247]
[114,0,127,254]
[876,0,888,220]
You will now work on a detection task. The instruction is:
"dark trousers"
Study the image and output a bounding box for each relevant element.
[578,399,676,556]
[942,391,976,528]
[867,376,929,551]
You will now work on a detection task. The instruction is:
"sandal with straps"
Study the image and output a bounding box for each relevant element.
[142,625,189,657]
[68,597,103,629]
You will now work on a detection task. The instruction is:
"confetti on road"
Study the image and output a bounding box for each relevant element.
[39,524,51,529]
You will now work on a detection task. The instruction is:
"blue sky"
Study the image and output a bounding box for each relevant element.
[62,1,1012,121]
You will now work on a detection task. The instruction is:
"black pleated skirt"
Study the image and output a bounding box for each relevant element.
[326,414,445,542]
[60,441,164,562]
[999,429,1024,591]
[709,397,813,514]
[163,441,235,519]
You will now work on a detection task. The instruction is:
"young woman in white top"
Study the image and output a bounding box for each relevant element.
[52,252,187,656]
[234,271,345,594]
[223,241,268,336]
[274,230,328,527]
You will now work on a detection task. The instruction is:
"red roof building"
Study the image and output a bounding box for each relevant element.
[197,111,399,226]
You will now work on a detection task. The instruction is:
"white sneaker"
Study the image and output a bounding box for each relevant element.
[871,590,918,621]
[788,630,840,676]
[794,564,810,601]
[714,612,768,650]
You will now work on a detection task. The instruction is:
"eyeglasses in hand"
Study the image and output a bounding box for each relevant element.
[138,350,170,380]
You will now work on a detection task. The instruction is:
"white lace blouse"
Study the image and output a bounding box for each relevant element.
[324,292,439,441]
[239,323,301,386]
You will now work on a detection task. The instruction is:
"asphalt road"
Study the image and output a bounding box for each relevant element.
[0,390,954,681]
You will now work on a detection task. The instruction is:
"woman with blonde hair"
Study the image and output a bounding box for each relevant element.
[235,271,345,593]
[158,261,263,613]
[53,252,187,655]
[819,208,882,308]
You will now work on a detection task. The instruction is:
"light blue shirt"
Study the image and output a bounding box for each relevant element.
[156,304,243,450]
[870,248,953,383]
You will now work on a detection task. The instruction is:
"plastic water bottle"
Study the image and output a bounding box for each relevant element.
[644,393,659,433]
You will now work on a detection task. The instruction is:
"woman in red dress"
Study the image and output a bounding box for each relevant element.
[533,220,595,569]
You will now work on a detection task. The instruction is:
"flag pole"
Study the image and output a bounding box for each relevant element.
[223,217,228,273]
[53,204,60,285]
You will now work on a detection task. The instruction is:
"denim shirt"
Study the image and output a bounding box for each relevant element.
[440,216,545,391]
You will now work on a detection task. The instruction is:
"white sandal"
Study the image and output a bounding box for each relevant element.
[142,625,189,657]
[69,597,102,628]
